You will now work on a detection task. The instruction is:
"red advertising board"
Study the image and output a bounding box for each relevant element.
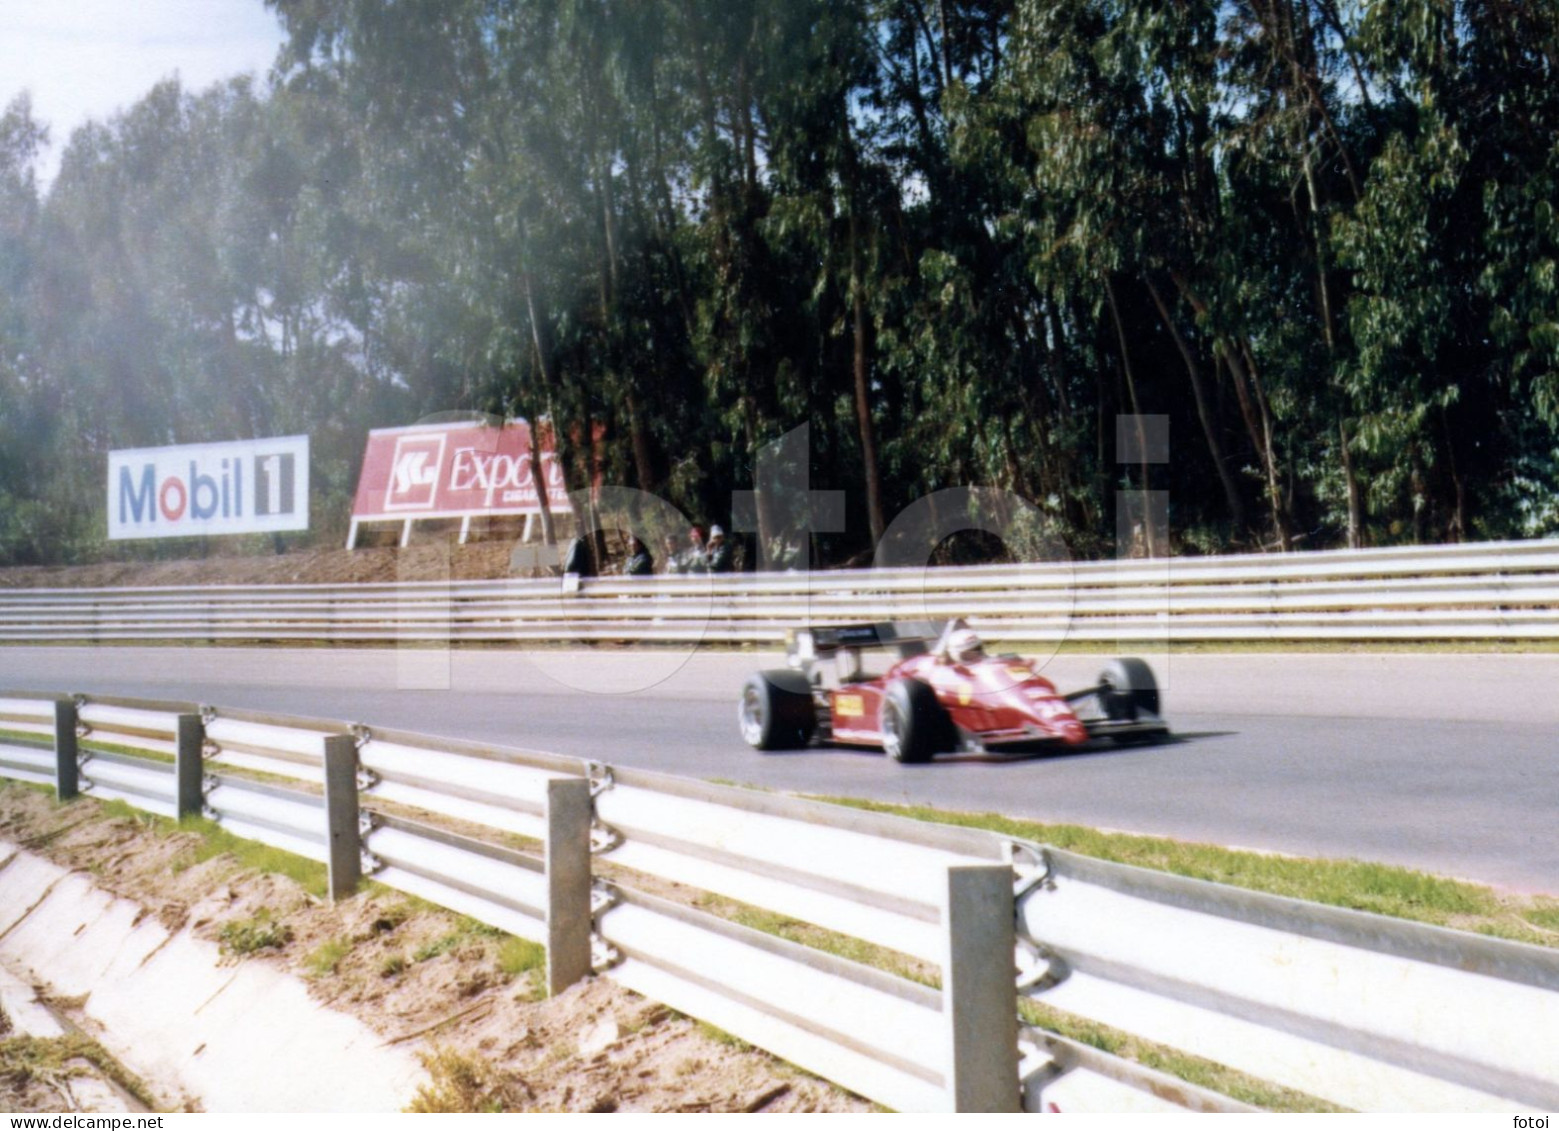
[347,419,570,546]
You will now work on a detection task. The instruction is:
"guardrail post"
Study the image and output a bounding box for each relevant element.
[545,778,592,995]
[322,735,362,901]
[943,864,1020,1112]
[175,713,205,818]
[53,700,78,801]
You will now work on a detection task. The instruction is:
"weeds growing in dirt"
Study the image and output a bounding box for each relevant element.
[217,907,293,956]
[0,1032,160,1110]
[405,1046,527,1113]
[496,936,545,979]
[305,936,353,977]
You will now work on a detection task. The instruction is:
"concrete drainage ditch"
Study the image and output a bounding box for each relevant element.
[0,843,426,1112]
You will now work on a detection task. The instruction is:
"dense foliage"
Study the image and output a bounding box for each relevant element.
[2,0,1557,566]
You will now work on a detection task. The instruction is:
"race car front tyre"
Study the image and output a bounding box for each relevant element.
[739,670,817,751]
[881,678,945,764]
[1098,657,1160,721]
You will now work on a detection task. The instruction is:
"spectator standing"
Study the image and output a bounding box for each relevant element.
[686,526,708,572]
[706,524,734,573]
[624,537,654,576]
[662,533,684,574]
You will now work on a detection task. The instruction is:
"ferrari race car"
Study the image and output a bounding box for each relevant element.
[738,620,1168,762]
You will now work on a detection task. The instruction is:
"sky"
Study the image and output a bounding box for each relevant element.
[1,0,287,186]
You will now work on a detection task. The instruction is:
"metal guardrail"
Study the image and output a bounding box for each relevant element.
[1,690,1556,1112]
[1,539,1558,643]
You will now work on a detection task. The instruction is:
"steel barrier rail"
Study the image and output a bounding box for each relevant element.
[1020,1031,1254,1113]
[1014,848,1559,1113]
[77,697,189,759]
[597,885,953,1112]
[591,767,1000,965]
[0,695,58,741]
[78,749,179,819]
[203,776,330,863]
[11,574,1559,622]
[3,687,1558,1113]
[1,539,1558,644]
[3,536,1559,606]
[0,740,55,786]
[364,814,549,945]
[355,725,577,845]
[202,707,346,783]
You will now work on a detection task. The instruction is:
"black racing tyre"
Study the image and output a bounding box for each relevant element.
[1098,657,1160,720]
[880,678,947,764]
[739,670,816,751]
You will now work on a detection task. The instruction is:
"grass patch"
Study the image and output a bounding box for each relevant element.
[1522,903,1559,933]
[811,796,1559,947]
[1018,1001,1344,1113]
[411,933,464,964]
[170,814,329,899]
[380,953,408,978]
[0,726,51,750]
[218,907,293,956]
[305,936,353,977]
[405,1046,527,1113]
[5,784,330,900]
[692,892,934,987]
[410,915,518,967]
[695,1021,753,1052]
[496,936,546,979]
[0,1032,161,1111]
[82,739,174,764]
[1034,638,1559,655]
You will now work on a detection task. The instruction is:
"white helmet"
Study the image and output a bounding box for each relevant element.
[948,627,985,664]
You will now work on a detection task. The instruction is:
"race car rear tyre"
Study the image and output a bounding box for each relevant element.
[1098,657,1160,720]
[881,678,946,764]
[739,670,816,751]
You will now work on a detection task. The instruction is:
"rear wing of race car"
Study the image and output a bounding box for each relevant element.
[787,621,941,666]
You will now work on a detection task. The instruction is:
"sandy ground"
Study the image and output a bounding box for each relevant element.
[0,542,522,590]
[0,784,873,1113]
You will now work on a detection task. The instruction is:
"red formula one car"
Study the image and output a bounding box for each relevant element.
[738,620,1168,762]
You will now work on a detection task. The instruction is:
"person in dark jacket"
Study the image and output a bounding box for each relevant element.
[624,537,654,576]
[705,524,734,573]
[562,535,595,577]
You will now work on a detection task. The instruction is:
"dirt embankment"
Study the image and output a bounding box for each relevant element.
[0,785,872,1113]
[0,543,524,591]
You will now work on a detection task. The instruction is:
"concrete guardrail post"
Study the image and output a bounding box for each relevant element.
[175,713,205,818]
[322,734,362,901]
[545,777,593,995]
[943,864,1020,1112]
[53,699,78,801]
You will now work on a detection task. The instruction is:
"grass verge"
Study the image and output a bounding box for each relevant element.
[811,796,1559,947]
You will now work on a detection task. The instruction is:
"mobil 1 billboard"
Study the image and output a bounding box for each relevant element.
[107,436,310,540]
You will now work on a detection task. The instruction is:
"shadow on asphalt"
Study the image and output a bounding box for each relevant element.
[925,728,1241,766]
[744,729,1241,766]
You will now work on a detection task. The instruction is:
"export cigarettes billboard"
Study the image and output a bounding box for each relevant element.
[347,420,570,544]
[107,436,310,541]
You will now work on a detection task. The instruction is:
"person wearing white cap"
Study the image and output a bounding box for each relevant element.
[706,524,734,573]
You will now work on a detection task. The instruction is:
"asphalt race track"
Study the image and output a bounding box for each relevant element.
[3,645,1555,893]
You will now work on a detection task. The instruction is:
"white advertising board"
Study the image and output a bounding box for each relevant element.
[107,436,310,540]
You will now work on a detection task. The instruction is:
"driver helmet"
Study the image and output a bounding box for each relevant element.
[948,627,985,664]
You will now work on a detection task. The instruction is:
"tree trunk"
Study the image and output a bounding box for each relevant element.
[521,266,559,548]
[1339,419,1363,549]
[842,123,887,547]
[1144,274,1244,535]
[1173,271,1292,550]
[1104,276,1157,557]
